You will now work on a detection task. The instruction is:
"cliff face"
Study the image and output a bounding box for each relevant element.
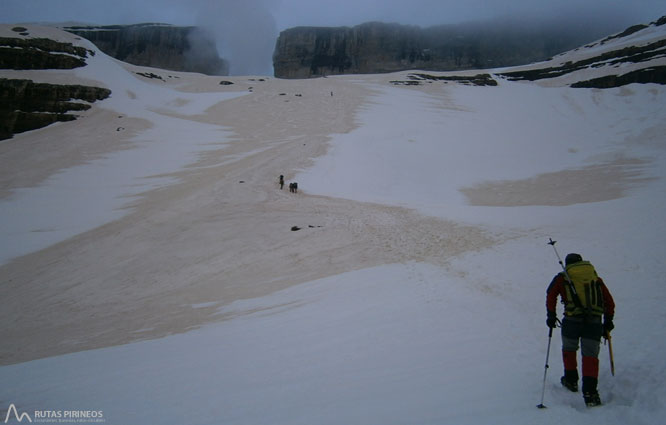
[0,26,111,140]
[65,23,228,76]
[0,78,111,140]
[273,21,620,78]
[0,35,91,69]
[274,23,423,78]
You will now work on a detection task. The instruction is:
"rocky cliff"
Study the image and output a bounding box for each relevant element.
[0,78,111,140]
[64,23,228,76]
[0,33,91,69]
[0,26,111,140]
[273,20,626,78]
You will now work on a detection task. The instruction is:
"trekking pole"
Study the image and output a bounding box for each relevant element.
[538,237,566,409]
[548,238,572,280]
[605,331,615,376]
[537,326,554,409]
[547,238,584,305]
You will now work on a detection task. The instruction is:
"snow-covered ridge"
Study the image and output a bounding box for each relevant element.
[589,15,666,49]
[497,15,666,87]
[383,16,666,89]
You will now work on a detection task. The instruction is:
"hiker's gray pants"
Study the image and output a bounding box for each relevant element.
[561,316,602,357]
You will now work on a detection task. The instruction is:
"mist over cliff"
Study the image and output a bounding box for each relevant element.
[273,15,639,78]
[189,0,278,76]
[65,23,228,75]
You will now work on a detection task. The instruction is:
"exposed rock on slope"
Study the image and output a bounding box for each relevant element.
[64,23,228,76]
[0,79,110,140]
[0,26,111,140]
[0,35,92,69]
[570,66,666,88]
[394,73,498,86]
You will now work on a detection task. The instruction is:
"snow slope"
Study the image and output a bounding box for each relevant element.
[0,26,246,264]
[1,20,666,425]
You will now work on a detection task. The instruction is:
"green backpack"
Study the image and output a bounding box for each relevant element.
[563,261,605,317]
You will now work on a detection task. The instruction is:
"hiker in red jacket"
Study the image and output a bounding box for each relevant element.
[546,253,615,407]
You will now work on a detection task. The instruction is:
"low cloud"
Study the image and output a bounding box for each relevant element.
[191,0,278,75]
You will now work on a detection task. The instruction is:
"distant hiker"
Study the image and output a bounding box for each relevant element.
[288,182,298,193]
[546,253,615,407]
[292,182,298,193]
[279,175,284,190]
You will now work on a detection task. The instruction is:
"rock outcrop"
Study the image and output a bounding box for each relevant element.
[64,23,228,76]
[391,73,498,87]
[0,34,92,69]
[0,79,111,140]
[0,27,111,140]
[273,20,629,78]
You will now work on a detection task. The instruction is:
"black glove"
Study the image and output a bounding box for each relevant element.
[546,312,558,329]
[604,317,614,334]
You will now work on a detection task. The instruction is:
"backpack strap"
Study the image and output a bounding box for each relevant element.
[562,272,585,311]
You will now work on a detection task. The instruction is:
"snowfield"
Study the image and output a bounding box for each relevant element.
[1,21,665,425]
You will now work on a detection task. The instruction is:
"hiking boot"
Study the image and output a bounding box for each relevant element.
[584,391,602,407]
[561,376,578,392]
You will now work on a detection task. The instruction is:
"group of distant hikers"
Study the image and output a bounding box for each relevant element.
[279,175,297,193]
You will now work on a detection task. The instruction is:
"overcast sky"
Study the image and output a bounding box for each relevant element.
[3,0,664,74]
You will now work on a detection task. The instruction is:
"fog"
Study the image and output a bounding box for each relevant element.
[3,0,664,75]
